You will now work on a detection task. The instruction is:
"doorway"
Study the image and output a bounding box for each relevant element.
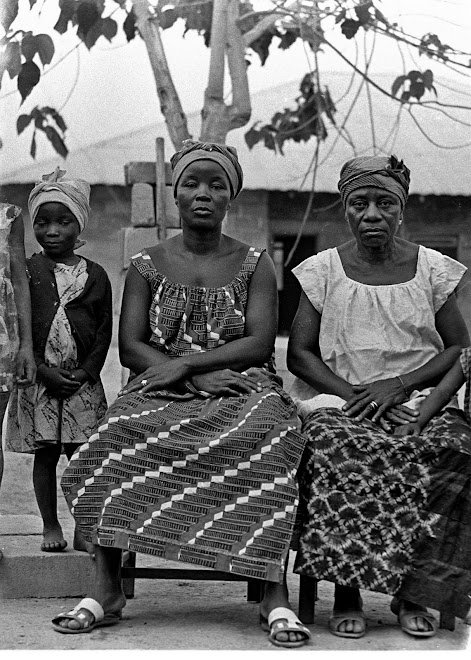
[274,234,317,335]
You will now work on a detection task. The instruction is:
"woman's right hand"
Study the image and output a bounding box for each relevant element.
[191,370,263,397]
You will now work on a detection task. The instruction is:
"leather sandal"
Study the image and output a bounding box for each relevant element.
[390,597,437,638]
[329,597,366,639]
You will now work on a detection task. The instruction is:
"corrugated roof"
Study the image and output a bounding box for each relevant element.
[2,72,470,195]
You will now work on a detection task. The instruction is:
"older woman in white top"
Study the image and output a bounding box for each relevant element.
[287,154,471,640]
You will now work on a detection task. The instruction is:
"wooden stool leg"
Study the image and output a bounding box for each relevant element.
[439,612,455,631]
[298,575,318,624]
[247,580,262,602]
[122,550,136,599]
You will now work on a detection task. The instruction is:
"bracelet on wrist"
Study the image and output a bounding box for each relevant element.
[396,375,411,398]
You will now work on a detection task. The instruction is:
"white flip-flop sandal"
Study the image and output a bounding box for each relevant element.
[260,606,312,648]
[52,597,121,634]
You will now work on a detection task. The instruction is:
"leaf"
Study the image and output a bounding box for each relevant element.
[407,70,421,82]
[410,80,425,100]
[355,2,373,26]
[278,28,299,51]
[44,125,68,158]
[244,125,262,150]
[422,69,434,89]
[391,75,407,97]
[84,21,103,49]
[21,33,37,61]
[160,8,177,30]
[101,17,117,41]
[17,60,41,103]
[250,31,275,66]
[300,23,324,53]
[262,128,277,153]
[123,9,136,42]
[54,0,76,35]
[17,113,34,135]
[30,131,37,159]
[341,19,360,40]
[335,8,346,24]
[400,90,411,103]
[50,108,67,133]
[77,1,101,40]
[35,34,55,66]
[0,41,22,88]
[0,0,19,32]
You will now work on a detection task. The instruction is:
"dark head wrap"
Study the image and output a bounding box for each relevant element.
[338,154,410,208]
[171,140,243,200]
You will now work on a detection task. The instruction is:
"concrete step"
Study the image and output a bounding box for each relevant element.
[0,514,227,599]
[0,514,94,599]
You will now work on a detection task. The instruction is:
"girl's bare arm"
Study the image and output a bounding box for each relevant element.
[9,211,35,385]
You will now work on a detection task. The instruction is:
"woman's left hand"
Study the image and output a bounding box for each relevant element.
[343,377,407,423]
[119,359,190,396]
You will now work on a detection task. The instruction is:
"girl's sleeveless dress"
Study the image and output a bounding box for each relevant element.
[0,203,20,393]
[6,258,108,452]
[61,246,306,583]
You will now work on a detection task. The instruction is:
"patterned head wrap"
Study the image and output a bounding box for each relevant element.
[28,167,91,232]
[171,140,243,200]
[338,155,410,208]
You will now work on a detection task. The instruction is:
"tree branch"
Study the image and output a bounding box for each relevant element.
[226,0,251,130]
[132,0,191,150]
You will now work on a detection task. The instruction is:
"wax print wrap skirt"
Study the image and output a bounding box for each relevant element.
[293,404,471,619]
[61,368,306,583]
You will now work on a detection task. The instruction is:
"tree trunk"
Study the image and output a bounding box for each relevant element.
[200,0,251,144]
[132,0,191,150]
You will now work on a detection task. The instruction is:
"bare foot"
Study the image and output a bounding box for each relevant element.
[73,528,96,559]
[41,525,67,552]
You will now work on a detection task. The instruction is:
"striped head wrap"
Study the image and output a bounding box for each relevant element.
[171,140,243,200]
[28,167,91,232]
[338,155,410,208]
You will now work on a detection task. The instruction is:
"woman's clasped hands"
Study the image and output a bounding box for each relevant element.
[120,358,264,398]
[342,376,419,432]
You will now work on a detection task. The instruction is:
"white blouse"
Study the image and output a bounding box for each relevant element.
[290,246,466,413]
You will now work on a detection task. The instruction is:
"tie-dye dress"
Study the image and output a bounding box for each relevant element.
[60,246,306,583]
[291,247,471,620]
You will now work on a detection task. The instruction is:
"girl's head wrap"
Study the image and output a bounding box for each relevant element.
[171,140,243,200]
[28,167,91,232]
[338,155,410,208]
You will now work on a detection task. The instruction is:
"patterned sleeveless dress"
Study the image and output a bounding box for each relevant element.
[61,246,306,582]
[0,203,21,393]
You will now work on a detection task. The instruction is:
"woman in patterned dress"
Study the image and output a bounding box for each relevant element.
[52,141,310,647]
[287,154,471,639]
[0,202,35,530]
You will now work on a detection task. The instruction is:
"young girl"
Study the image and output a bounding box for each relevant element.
[7,168,113,553]
[394,347,471,436]
[0,202,36,560]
